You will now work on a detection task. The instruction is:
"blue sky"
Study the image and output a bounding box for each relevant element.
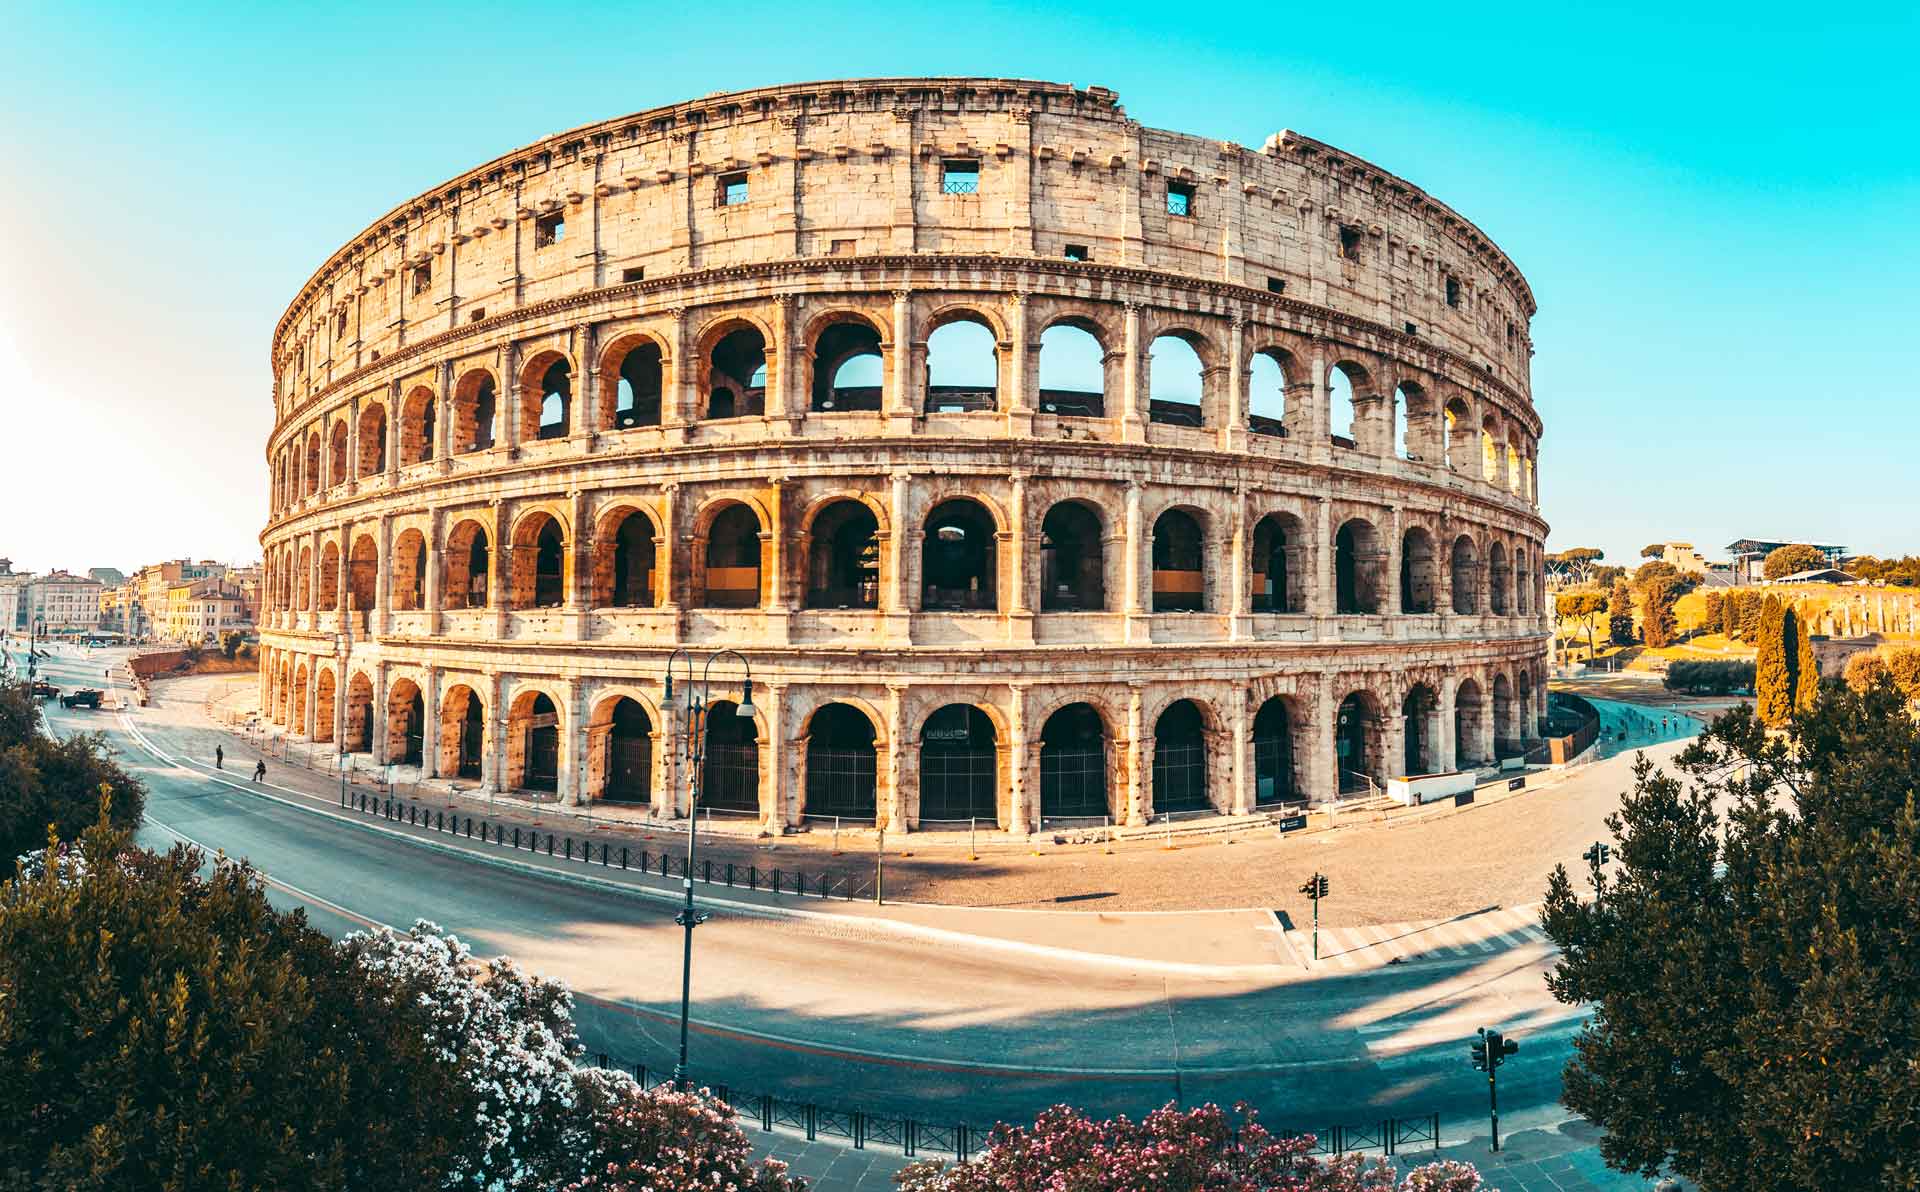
[1,1,1914,573]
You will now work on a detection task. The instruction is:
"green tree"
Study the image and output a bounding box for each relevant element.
[1639,575,1683,648]
[1633,559,1680,587]
[1728,589,1766,642]
[1754,595,1792,725]
[220,630,244,660]
[0,818,474,1189]
[1557,591,1607,659]
[1700,590,1725,634]
[1789,605,1819,713]
[1541,683,1920,1190]
[1640,543,1667,559]
[1608,578,1637,646]
[1762,543,1827,580]
[0,678,144,861]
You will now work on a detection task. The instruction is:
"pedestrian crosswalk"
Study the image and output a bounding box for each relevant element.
[1282,903,1550,971]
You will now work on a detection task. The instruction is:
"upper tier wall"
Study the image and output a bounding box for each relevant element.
[273,78,1535,417]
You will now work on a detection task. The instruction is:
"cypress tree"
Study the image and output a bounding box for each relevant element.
[1609,578,1637,646]
[1755,596,1792,725]
[1790,605,1820,712]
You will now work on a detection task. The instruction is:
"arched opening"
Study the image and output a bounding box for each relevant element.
[1248,350,1289,437]
[610,341,663,429]
[1039,703,1108,820]
[1400,527,1437,614]
[1454,678,1487,767]
[1334,519,1382,614]
[328,422,348,488]
[1147,334,1204,427]
[1451,536,1480,614]
[805,703,878,821]
[806,500,879,609]
[919,705,998,822]
[313,669,336,743]
[810,319,883,412]
[707,327,767,419]
[531,358,572,441]
[700,700,760,814]
[391,529,426,610]
[277,661,292,724]
[304,431,320,495]
[1336,691,1381,792]
[1506,443,1522,495]
[357,405,387,477]
[453,371,497,453]
[1514,547,1532,616]
[599,698,653,803]
[318,542,341,611]
[1040,501,1105,611]
[922,499,997,611]
[1392,387,1408,460]
[401,387,436,465]
[508,691,561,793]
[510,514,567,609]
[1492,674,1517,757]
[1252,696,1298,807]
[348,535,378,613]
[701,504,763,608]
[1402,684,1439,776]
[1251,513,1304,613]
[344,672,374,753]
[1151,509,1205,611]
[438,685,485,780]
[1397,382,1433,462]
[1037,321,1105,417]
[1328,363,1363,448]
[444,521,490,610]
[924,316,998,412]
[1480,417,1500,483]
[1517,670,1536,739]
[388,678,425,767]
[1488,542,1511,616]
[595,509,657,607]
[1443,398,1468,470]
[297,545,312,609]
[1151,699,1209,813]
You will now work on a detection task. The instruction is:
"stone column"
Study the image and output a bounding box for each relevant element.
[1223,315,1247,452]
[770,293,798,430]
[1310,496,1333,634]
[1228,486,1250,640]
[564,677,586,805]
[1438,679,1458,773]
[1119,302,1145,443]
[758,683,785,831]
[490,502,512,637]
[567,489,591,638]
[1383,685,1407,781]
[425,507,445,635]
[375,513,392,636]
[572,323,599,447]
[888,289,917,433]
[884,469,913,643]
[1007,683,1030,834]
[665,309,695,441]
[1004,292,1034,437]
[1007,472,1033,644]
[762,478,790,644]
[421,665,440,778]
[1382,505,1402,622]
[370,660,389,766]
[1123,683,1146,826]
[1307,676,1335,806]
[1122,480,1148,643]
[434,364,453,465]
[1309,340,1330,449]
[344,396,360,495]
[485,671,507,793]
[883,684,907,830]
[303,660,319,739]
[1230,684,1252,815]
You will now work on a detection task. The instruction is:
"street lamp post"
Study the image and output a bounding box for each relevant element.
[658,647,754,1090]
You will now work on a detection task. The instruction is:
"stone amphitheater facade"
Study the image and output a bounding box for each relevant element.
[258,77,1549,833]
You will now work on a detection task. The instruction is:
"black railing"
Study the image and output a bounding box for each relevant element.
[339,786,878,901]
[590,1052,1438,1163]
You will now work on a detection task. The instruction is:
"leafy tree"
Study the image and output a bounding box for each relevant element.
[1633,559,1680,587]
[1754,595,1792,725]
[1843,649,1890,693]
[220,630,244,660]
[895,1102,1483,1191]
[1726,589,1766,642]
[1664,659,1755,695]
[1542,683,1920,1190]
[1882,646,1920,701]
[1851,554,1920,587]
[559,1071,802,1192]
[1640,543,1667,559]
[1700,590,1725,634]
[1592,564,1627,587]
[1557,591,1608,658]
[1762,543,1827,580]
[0,678,144,862]
[1639,574,1683,648]
[1609,578,1637,646]
[1789,605,1819,713]
[0,819,473,1189]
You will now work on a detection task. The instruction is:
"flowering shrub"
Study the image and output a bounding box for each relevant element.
[342,920,583,1191]
[560,1067,805,1191]
[895,1102,1485,1192]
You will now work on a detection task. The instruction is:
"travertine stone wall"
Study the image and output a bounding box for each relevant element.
[259,78,1549,833]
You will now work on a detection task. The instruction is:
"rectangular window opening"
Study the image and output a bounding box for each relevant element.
[718,172,749,206]
[1166,181,1195,218]
[621,266,645,283]
[1338,225,1362,261]
[829,238,857,256]
[335,311,348,337]
[1064,243,1090,262]
[410,263,431,296]
[1404,322,1418,336]
[469,308,486,323]
[941,160,980,195]
[534,210,565,248]
[1445,275,1461,307]
[1267,276,1286,294]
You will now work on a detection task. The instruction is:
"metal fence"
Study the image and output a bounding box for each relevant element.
[588,1051,1440,1163]
[339,787,878,901]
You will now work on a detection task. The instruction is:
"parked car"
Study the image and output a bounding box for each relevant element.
[31,681,60,700]
[61,688,104,710]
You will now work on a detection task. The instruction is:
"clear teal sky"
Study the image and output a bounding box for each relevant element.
[2,2,1914,573]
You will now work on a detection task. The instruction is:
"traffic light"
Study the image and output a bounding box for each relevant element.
[1582,842,1612,866]
[1315,873,1329,899]
[1485,1029,1518,1068]
[1470,1029,1489,1071]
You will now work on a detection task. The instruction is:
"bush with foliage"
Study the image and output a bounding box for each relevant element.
[1608,578,1637,646]
[1699,590,1725,634]
[0,677,144,862]
[1732,590,1765,641]
[1845,646,1920,702]
[1790,606,1818,713]
[1762,543,1828,580]
[1542,682,1920,1190]
[1663,659,1755,695]
[895,1102,1482,1192]
[1849,554,1920,586]
[560,1070,802,1192]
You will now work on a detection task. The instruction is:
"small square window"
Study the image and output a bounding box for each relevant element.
[1338,226,1362,261]
[335,310,348,337]
[1166,181,1195,218]
[621,266,645,283]
[830,238,857,256]
[534,210,565,248]
[1266,277,1286,294]
[718,172,749,206]
[1064,243,1090,261]
[1445,275,1461,307]
[941,160,980,195]
[1404,321,1418,336]
[411,263,431,295]
[370,350,381,361]
[469,307,486,323]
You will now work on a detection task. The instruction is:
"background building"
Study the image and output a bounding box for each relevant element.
[1727,538,1845,586]
[28,571,104,636]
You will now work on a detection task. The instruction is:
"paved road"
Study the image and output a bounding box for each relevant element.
[15,644,1692,1188]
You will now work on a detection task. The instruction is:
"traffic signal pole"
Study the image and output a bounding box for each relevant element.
[1488,1050,1500,1151]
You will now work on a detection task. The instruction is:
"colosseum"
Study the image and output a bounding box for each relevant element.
[258,77,1548,834]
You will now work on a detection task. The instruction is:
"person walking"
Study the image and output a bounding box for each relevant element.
[253,759,267,783]
[215,745,224,770]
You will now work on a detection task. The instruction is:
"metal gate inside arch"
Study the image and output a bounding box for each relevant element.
[918,705,997,822]
[805,703,878,820]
